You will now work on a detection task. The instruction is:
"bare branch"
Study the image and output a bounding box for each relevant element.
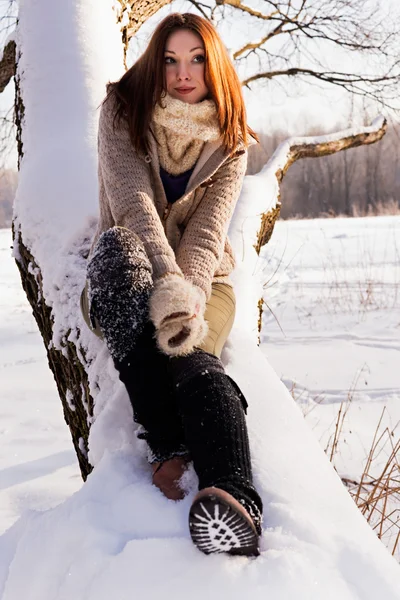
[186,0,211,20]
[115,0,173,67]
[122,0,400,110]
[255,116,388,252]
[233,22,296,59]
[0,39,15,93]
[241,65,400,109]
[242,66,400,88]
[215,0,279,21]
[234,33,273,60]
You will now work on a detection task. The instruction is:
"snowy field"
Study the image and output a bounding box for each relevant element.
[260,215,400,554]
[0,228,82,529]
[1,216,400,598]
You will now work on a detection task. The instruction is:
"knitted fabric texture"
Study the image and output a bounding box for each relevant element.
[92,92,249,299]
[152,93,221,175]
[149,274,208,356]
[87,227,153,363]
[149,273,205,328]
[115,322,189,464]
[168,350,263,535]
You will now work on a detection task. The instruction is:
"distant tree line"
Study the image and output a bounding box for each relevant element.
[0,169,17,227]
[248,121,400,218]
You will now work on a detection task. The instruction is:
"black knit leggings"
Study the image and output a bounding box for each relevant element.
[87,227,263,531]
[116,325,263,532]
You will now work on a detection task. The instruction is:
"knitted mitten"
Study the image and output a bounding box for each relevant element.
[149,274,208,356]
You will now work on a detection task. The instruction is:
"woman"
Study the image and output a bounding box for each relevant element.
[81,12,263,557]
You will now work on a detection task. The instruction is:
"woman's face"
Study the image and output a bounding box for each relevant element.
[164,29,209,104]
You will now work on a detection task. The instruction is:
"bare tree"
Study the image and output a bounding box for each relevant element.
[265,118,400,219]
[183,0,400,110]
[4,0,171,479]
[254,116,387,251]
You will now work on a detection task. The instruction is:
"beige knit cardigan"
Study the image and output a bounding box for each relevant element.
[91,94,249,299]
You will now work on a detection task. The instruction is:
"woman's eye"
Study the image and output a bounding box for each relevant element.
[164,55,205,64]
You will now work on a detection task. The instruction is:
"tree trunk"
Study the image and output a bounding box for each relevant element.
[12,49,94,477]
[13,226,94,477]
[11,0,168,481]
[116,0,173,66]
[10,0,388,482]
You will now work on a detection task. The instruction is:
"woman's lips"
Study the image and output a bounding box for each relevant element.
[175,88,195,95]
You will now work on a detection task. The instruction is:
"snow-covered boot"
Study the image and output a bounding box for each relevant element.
[168,350,263,555]
[189,487,259,556]
[152,455,190,501]
[86,226,153,363]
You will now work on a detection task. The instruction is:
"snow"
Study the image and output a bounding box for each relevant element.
[1,0,399,597]
[13,0,124,350]
[2,216,400,597]
[0,228,82,530]
[260,216,400,558]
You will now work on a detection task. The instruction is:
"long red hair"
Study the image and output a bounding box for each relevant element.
[106,12,259,157]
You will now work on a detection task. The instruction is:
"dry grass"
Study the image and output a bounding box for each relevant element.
[324,366,368,462]
[311,229,400,318]
[291,375,400,558]
[259,217,400,557]
[338,408,400,559]
[344,410,400,558]
[289,381,326,418]
[298,370,400,559]
[291,377,400,558]
[325,393,353,463]
[351,199,400,218]
[259,220,400,333]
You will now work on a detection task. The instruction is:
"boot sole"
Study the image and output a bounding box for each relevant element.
[189,488,260,556]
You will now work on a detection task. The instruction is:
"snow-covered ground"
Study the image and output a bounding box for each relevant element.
[0,228,82,529]
[260,215,400,556]
[2,0,398,596]
[1,217,399,599]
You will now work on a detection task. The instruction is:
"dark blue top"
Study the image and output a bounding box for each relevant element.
[160,165,195,204]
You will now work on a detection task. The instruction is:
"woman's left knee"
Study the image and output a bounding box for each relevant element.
[199,283,236,357]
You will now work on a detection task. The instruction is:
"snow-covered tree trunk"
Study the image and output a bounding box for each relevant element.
[11,0,129,478]
[4,4,400,595]
[10,0,387,481]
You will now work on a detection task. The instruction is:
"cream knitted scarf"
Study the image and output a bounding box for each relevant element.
[151,93,221,175]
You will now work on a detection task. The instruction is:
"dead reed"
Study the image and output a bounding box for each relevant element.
[340,408,400,559]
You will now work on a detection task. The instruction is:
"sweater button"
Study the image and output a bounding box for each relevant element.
[144,154,152,163]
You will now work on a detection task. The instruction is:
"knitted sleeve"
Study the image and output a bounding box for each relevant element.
[175,149,248,298]
[98,95,182,281]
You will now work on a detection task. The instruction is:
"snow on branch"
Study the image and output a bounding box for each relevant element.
[254,115,387,253]
[228,114,387,341]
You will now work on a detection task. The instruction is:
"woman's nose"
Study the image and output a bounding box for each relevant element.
[177,63,191,80]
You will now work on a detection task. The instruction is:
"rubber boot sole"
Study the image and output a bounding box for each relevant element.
[189,487,260,556]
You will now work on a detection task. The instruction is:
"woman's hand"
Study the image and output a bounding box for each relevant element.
[149,274,208,356]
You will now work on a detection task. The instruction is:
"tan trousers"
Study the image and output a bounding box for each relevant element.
[80,282,235,359]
